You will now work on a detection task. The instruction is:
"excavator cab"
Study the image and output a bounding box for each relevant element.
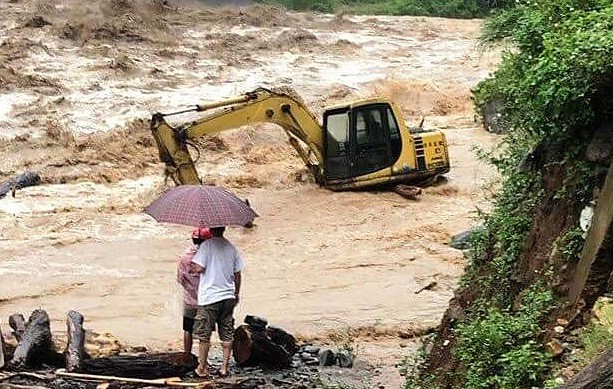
[323,102,408,185]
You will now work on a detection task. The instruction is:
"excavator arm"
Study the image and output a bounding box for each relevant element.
[150,87,325,185]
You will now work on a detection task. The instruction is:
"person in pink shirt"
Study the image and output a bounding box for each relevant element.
[176,227,213,354]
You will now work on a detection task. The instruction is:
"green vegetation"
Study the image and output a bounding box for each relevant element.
[405,0,613,387]
[576,298,613,366]
[475,0,613,143]
[553,227,585,263]
[453,288,554,388]
[255,0,492,18]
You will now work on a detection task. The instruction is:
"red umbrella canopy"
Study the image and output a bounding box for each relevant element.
[144,185,257,228]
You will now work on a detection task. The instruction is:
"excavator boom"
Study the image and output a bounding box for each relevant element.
[151,88,325,185]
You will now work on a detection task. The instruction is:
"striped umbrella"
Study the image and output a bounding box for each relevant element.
[144,185,257,228]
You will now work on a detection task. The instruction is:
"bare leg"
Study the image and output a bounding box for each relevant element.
[220,341,232,376]
[183,331,193,354]
[196,340,210,377]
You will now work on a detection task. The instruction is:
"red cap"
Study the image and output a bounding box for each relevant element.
[192,227,212,240]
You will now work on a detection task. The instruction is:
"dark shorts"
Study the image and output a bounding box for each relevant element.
[194,298,235,342]
[183,307,197,333]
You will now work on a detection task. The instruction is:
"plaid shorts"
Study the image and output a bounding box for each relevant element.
[193,298,235,342]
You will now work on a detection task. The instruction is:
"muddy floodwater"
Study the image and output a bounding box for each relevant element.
[0,0,502,386]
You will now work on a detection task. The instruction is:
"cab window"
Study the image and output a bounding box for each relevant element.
[387,107,402,161]
[326,111,349,156]
[324,109,352,180]
[353,106,389,176]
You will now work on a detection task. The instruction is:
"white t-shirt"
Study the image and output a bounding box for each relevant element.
[191,236,244,306]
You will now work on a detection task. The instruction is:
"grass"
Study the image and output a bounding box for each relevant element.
[576,298,613,366]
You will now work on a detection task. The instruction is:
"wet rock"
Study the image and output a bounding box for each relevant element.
[449,229,473,249]
[450,226,485,250]
[318,348,336,366]
[337,350,354,368]
[479,98,509,134]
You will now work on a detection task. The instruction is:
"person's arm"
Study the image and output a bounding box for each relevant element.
[177,250,193,285]
[233,271,241,305]
[190,261,205,274]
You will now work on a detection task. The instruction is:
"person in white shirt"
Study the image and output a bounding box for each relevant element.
[190,226,243,378]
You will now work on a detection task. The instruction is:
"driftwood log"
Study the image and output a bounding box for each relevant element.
[65,310,85,372]
[8,314,26,342]
[0,171,40,199]
[80,352,197,379]
[233,323,297,368]
[9,310,64,369]
[560,346,613,389]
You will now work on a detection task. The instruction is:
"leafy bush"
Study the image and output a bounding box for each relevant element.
[554,227,585,262]
[475,0,613,143]
[454,289,554,388]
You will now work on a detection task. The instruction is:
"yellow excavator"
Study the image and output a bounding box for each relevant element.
[150,87,450,190]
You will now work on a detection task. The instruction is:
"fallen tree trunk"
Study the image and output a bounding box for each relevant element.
[65,310,85,372]
[0,172,40,199]
[9,310,64,369]
[233,324,296,368]
[560,346,613,389]
[80,352,197,379]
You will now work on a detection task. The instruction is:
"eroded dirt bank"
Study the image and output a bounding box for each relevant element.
[0,0,501,386]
